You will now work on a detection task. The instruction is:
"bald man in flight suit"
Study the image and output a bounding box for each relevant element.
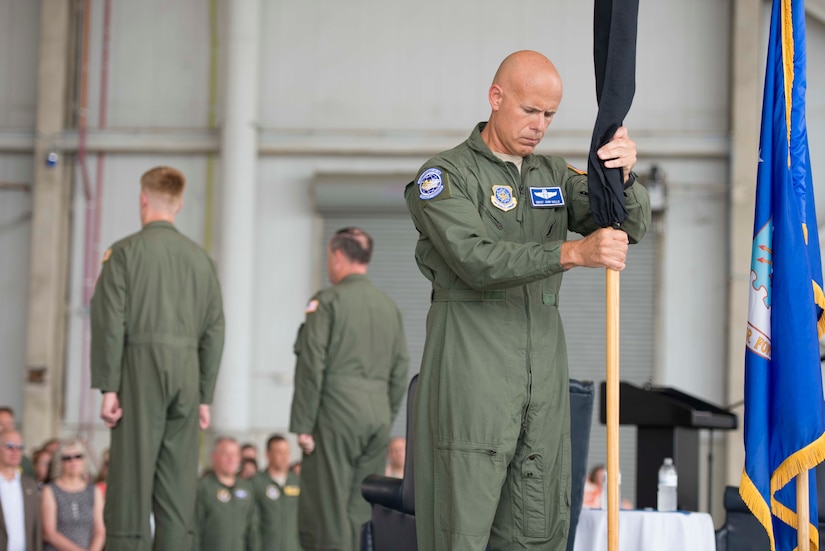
[406,50,650,550]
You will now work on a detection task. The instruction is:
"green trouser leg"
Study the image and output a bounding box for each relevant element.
[152,396,199,551]
[490,394,571,550]
[104,347,200,551]
[347,429,388,551]
[414,333,571,549]
[298,425,389,551]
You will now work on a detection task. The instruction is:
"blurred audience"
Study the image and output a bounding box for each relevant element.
[195,436,259,551]
[0,407,34,478]
[32,449,52,488]
[240,443,258,468]
[39,439,60,456]
[0,428,42,550]
[251,434,300,551]
[384,436,405,478]
[0,408,14,432]
[582,464,633,509]
[41,439,105,551]
[239,458,259,480]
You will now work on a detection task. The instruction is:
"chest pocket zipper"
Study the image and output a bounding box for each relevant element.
[483,207,503,230]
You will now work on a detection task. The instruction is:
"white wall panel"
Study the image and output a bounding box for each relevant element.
[84,0,214,128]
[0,0,40,129]
[0,154,33,415]
[630,1,731,134]
[259,0,730,137]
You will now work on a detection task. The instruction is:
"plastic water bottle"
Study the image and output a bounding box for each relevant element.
[657,457,678,511]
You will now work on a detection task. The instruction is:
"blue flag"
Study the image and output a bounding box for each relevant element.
[742,0,825,549]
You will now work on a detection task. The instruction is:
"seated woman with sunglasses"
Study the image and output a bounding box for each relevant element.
[40,439,105,551]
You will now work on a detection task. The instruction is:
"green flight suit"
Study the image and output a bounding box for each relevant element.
[250,470,302,551]
[289,273,409,551]
[405,123,651,551]
[90,221,225,551]
[195,472,260,551]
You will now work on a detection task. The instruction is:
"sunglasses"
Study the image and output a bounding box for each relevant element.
[61,453,84,461]
[2,442,24,451]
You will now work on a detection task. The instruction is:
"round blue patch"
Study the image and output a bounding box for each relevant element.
[418,168,444,200]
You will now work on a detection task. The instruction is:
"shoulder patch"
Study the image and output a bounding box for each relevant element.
[266,484,281,500]
[418,168,444,200]
[101,248,112,264]
[305,299,319,314]
[567,164,587,175]
[417,168,452,202]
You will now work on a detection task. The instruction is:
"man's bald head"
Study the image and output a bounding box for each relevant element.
[482,50,564,157]
[491,50,562,93]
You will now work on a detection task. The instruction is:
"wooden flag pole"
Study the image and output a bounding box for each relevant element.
[798,470,810,551]
[606,267,621,551]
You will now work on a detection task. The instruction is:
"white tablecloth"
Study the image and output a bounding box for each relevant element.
[572,508,716,551]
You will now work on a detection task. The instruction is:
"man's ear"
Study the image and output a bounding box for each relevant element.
[330,248,344,265]
[489,84,503,111]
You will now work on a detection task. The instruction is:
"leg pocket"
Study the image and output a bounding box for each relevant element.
[435,441,505,537]
[521,451,547,538]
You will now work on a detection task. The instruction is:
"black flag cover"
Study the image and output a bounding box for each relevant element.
[587,0,640,228]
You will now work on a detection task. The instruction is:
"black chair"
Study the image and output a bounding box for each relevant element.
[567,379,596,551]
[360,377,595,551]
[714,486,771,551]
[716,462,825,551]
[360,374,418,551]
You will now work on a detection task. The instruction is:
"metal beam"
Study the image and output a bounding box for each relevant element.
[0,128,732,159]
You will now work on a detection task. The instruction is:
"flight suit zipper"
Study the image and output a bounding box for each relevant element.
[520,162,533,430]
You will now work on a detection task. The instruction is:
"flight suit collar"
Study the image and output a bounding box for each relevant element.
[467,122,540,170]
[142,220,179,233]
[338,273,370,285]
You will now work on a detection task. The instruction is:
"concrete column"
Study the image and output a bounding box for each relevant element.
[725,0,762,486]
[23,0,73,448]
[212,0,260,432]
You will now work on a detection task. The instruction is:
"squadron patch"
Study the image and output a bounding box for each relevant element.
[283,485,301,497]
[491,185,517,212]
[305,299,319,314]
[216,488,231,503]
[266,485,281,500]
[101,248,112,264]
[417,168,444,200]
[529,187,565,208]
